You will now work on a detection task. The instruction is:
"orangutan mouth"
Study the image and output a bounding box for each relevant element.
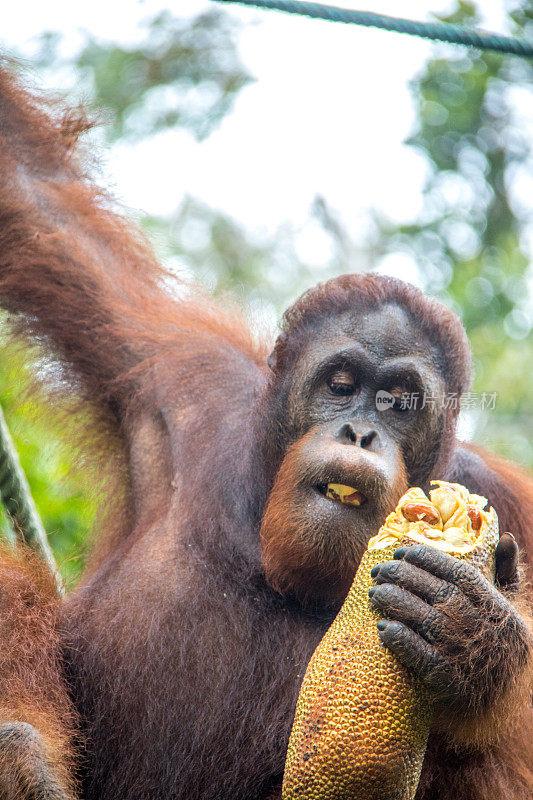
[318,483,368,507]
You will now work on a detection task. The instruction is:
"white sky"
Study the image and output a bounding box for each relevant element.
[2,0,531,448]
[3,0,504,254]
[1,1,526,292]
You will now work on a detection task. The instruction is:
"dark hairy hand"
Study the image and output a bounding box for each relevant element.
[368,535,532,716]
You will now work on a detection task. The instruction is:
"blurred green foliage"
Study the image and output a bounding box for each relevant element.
[143,194,360,308]
[1,1,532,580]
[374,0,533,467]
[35,9,252,142]
[0,347,96,584]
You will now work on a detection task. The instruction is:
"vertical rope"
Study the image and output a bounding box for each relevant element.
[0,404,62,592]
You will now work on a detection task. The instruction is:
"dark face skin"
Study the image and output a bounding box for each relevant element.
[261,304,448,605]
[286,305,448,485]
[283,304,447,559]
[261,304,529,721]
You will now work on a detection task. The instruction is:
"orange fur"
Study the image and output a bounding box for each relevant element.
[466,443,533,583]
[0,546,77,798]
[0,60,530,800]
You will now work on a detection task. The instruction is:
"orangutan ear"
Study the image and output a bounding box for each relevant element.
[267,331,289,372]
[267,350,277,371]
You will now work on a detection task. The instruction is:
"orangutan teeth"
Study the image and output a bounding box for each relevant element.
[325,483,366,506]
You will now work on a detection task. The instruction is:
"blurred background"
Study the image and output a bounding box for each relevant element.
[1,0,532,582]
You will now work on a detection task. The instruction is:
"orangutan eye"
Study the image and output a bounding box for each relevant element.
[390,386,408,412]
[327,370,357,396]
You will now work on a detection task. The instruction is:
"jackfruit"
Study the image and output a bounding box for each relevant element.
[282,480,499,800]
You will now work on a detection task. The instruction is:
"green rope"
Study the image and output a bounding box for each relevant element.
[0,404,62,592]
[214,0,533,57]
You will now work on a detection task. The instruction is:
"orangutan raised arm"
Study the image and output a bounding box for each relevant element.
[0,61,530,800]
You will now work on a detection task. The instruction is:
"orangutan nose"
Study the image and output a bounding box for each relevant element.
[336,423,380,450]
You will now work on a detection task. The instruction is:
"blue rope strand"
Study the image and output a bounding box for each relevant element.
[214,0,533,58]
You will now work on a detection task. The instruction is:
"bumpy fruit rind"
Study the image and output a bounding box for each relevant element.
[282,481,499,800]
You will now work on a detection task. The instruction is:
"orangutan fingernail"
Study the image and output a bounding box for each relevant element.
[393,547,408,560]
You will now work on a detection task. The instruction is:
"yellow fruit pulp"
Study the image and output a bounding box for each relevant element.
[326,484,365,506]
